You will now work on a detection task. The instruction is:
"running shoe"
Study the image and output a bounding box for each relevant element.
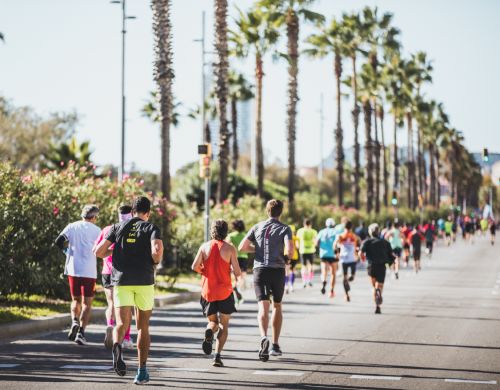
[303,283,307,288]
[375,306,381,314]
[122,337,134,349]
[213,354,224,367]
[112,342,127,376]
[75,330,87,345]
[133,367,150,385]
[395,272,399,280]
[308,282,313,287]
[68,323,79,341]
[348,276,354,282]
[345,293,351,302]
[329,289,335,298]
[104,325,113,349]
[321,284,326,295]
[285,287,289,294]
[202,328,214,355]
[270,344,282,356]
[375,288,383,306]
[343,280,350,293]
[258,337,270,362]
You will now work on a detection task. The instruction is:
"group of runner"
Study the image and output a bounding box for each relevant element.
[55,197,497,384]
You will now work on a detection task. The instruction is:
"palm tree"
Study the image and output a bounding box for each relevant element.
[260,0,324,203]
[141,91,181,127]
[377,104,389,207]
[214,0,230,203]
[152,0,174,200]
[228,71,254,172]
[43,136,92,170]
[305,16,348,207]
[0,32,4,42]
[230,5,280,198]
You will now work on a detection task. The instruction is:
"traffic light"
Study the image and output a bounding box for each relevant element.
[483,148,489,163]
[198,143,211,179]
[391,190,398,206]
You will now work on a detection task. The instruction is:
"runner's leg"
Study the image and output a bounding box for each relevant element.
[330,262,337,295]
[258,300,270,337]
[104,287,114,325]
[80,296,93,330]
[71,296,82,324]
[271,302,282,345]
[114,306,132,345]
[215,314,230,354]
[135,308,152,368]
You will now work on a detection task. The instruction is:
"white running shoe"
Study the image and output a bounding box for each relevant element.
[122,338,134,349]
[75,331,88,345]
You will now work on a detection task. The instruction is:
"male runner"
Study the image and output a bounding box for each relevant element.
[334,220,361,302]
[55,205,101,345]
[423,221,435,256]
[226,219,248,303]
[400,223,411,267]
[284,225,300,293]
[192,219,241,367]
[94,205,134,349]
[385,221,402,279]
[297,219,317,287]
[360,223,395,314]
[94,196,163,384]
[315,218,338,298]
[239,199,294,361]
[354,221,369,241]
[409,226,424,273]
[490,219,497,245]
[444,216,453,246]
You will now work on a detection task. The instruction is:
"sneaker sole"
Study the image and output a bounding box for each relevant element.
[270,351,282,357]
[202,329,213,355]
[259,339,270,362]
[68,324,79,341]
[213,361,224,367]
[112,345,127,376]
[75,338,87,346]
[134,379,149,385]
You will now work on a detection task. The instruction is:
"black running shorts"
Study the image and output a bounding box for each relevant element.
[321,257,338,264]
[393,247,402,257]
[289,259,299,270]
[200,293,237,317]
[301,253,314,265]
[237,257,249,273]
[367,263,386,284]
[253,267,286,303]
[403,243,410,250]
[342,262,357,276]
[413,250,421,261]
[102,273,113,289]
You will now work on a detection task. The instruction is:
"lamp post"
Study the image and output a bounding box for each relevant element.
[111,0,135,181]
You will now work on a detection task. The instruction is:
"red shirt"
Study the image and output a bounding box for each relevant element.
[201,240,233,302]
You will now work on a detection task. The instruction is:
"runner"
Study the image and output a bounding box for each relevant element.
[284,225,300,293]
[360,223,395,314]
[490,219,497,246]
[192,219,241,367]
[296,219,317,288]
[444,216,453,246]
[401,222,411,267]
[226,219,248,304]
[239,199,294,361]
[451,216,458,242]
[334,220,361,302]
[55,205,101,345]
[354,221,369,241]
[94,196,164,384]
[315,218,338,298]
[385,221,403,279]
[464,215,474,243]
[409,225,424,273]
[437,217,445,240]
[93,205,134,349]
[423,221,435,257]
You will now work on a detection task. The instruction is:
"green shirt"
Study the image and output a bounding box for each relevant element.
[296,227,318,254]
[227,231,248,259]
[444,221,453,234]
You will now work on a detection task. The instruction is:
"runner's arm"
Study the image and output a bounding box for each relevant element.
[284,237,294,260]
[54,234,68,252]
[94,239,113,258]
[238,237,255,253]
[191,245,205,274]
[151,239,164,265]
[230,246,242,278]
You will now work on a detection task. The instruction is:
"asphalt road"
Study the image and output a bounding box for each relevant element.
[1,235,500,389]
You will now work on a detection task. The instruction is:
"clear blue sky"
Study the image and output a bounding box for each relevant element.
[1,0,499,174]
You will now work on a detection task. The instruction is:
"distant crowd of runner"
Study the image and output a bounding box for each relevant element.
[54,197,496,384]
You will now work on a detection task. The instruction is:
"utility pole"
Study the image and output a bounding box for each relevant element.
[318,93,324,181]
[195,11,211,242]
[111,0,135,181]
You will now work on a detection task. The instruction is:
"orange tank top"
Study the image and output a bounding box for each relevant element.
[201,240,233,302]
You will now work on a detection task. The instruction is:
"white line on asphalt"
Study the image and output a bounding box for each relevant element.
[351,375,401,381]
[491,291,498,295]
[253,370,304,376]
[445,379,497,385]
[157,368,210,372]
[0,364,20,368]
[61,365,111,370]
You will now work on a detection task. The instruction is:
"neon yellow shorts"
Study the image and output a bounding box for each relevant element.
[114,285,155,311]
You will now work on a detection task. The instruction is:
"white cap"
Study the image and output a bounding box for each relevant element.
[326,218,335,227]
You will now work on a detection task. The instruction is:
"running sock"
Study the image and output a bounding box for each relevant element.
[124,326,131,341]
[107,318,115,327]
[290,273,295,285]
[285,275,290,285]
[301,268,307,283]
[308,271,314,282]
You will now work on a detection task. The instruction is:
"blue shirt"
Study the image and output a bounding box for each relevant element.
[317,227,336,259]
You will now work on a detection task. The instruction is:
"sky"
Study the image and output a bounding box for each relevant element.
[1,0,499,174]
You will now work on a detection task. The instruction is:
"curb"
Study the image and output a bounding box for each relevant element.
[0,291,199,341]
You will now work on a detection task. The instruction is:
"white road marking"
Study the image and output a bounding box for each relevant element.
[61,365,111,370]
[351,375,402,381]
[491,291,498,295]
[158,367,210,372]
[445,379,497,385]
[0,364,20,368]
[253,370,304,376]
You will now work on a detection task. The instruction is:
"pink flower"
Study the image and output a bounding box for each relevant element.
[53,207,60,216]
[139,179,145,186]
[21,175,32,184]
[223,199,230,206]
[71,197,77,203]
[123,174,130,181]
[60,161,65,167]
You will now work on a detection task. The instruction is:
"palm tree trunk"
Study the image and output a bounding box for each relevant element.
[435,147,441,207]
[429,143,436,207]
[379,107,389,207]
[393,111,399,192]
[373,100,380,213]
[406,113,412,208]
[417,125,424,202]
[351,55,361,209]
[335,50,344,207]
[408,113,418,209]
[152,0,173,200]
[363,100,374,213]
[286,9,299,204]
[231,98,238,172]
[214,0,229,203]
[255,53,264,198]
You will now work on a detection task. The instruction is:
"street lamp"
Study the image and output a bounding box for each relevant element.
[111,0,136,181]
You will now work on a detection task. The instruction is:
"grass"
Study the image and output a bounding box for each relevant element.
[0,284,189,325]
